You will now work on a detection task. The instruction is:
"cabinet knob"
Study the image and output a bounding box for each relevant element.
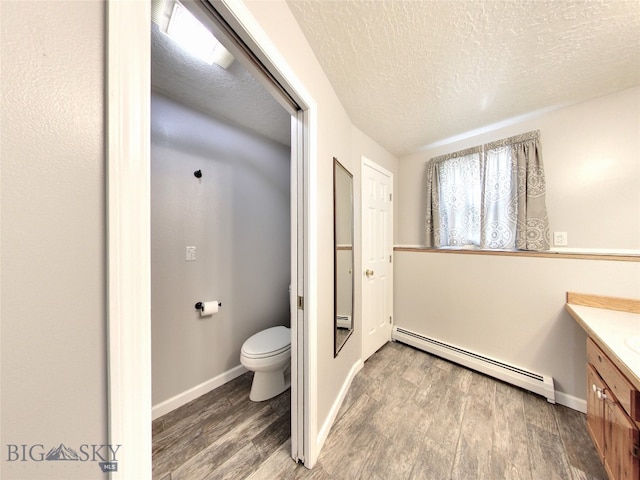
[596,389,608,401]
[592,384,597,392]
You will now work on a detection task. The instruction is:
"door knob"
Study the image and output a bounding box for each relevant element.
[365,269,374,278]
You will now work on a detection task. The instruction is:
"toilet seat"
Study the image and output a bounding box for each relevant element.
[241,326,291,359]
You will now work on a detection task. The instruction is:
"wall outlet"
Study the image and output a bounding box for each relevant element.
[186,246,197,261]
[553,232,568,247]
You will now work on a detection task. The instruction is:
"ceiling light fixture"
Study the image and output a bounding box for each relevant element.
[165,1,234,69]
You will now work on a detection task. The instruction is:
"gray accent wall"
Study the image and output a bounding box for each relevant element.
[151,93,291,406]
[0,1,107,479]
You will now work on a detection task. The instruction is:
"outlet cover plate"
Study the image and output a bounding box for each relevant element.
[553,232,568,246]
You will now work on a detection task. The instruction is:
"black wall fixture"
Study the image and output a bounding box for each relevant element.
[194,170,202,178]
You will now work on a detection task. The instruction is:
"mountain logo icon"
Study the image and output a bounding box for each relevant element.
[45,444,79,461]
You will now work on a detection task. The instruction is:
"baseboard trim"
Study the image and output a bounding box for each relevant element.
[152,364,248,420]
[316,359,364,451]
[554,391,586,414]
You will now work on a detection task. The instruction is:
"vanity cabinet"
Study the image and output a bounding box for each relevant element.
[586,338,640,480]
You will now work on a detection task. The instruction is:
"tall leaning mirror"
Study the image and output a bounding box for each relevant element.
[334,158,354,356]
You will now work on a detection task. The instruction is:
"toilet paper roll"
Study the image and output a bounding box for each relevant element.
[200,301,219,316]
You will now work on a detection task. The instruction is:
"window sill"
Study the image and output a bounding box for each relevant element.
[393,246,640,262]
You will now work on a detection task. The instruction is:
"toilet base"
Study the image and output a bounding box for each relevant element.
[249,368,291,402]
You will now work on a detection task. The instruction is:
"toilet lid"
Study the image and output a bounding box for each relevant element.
[242,326,291,359]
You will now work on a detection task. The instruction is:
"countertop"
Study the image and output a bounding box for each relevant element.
[566,302,640,391]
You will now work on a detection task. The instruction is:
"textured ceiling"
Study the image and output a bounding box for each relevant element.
[151,22,291,146]
[287,0,640,156]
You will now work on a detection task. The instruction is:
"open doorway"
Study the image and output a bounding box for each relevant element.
[106,1,313,476]
[149,1,295,475]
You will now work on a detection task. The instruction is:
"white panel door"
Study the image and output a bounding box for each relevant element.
[361,158,393,360]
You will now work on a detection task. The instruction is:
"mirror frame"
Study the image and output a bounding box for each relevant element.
[333,157,354,356]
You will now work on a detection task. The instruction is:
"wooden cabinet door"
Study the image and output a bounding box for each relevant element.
[603,392,639,480]
[587,364,606,457]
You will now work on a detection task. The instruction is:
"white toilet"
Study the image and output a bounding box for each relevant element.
[240,326,291,401]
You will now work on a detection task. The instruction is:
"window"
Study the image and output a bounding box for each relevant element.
[425,130,549,251]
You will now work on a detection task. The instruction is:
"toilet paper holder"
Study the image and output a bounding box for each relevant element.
[195,301,222,311]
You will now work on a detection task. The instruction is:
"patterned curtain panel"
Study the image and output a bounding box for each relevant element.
[481,144,517,248]
[425,147,482,247]
[425,130,550,251]
[484,131,550,250]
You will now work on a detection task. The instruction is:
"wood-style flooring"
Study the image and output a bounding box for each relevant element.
[152,341,607,480]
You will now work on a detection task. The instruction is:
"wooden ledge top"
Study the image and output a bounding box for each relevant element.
[566,292,640,314]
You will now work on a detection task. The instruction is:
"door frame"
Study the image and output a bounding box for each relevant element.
[106,0,319,476]
[360,157,394,360]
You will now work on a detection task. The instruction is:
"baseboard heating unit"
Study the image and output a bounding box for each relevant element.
[393,326,555,403]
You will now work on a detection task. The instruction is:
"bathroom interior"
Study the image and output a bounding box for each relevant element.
[150,1,295,419]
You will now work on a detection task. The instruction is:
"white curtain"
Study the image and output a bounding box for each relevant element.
[425,130,550,251]
[425,147,482,247]
[481,144,517,249]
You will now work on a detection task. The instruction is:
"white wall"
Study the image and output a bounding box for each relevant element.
[0,1,107,479]
[398,87,640,250]
[151,93,291,406]
[394,87,640,407]
[394,252,640,406]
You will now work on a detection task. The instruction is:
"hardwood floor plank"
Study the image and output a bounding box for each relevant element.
[317,395,379,475]
[354,432,395,480]
[334,370,371,423]
[424,383,467,453]
[325,423,384,480]
[378,419,428,480]
[491,390,532,480]
[361,345,394,380]
[171,404,276,480]
[245,439,297,480]
[202,442,262,480]
[409,437,455,480]
[413,361,449,411]
[451,373,495,479]
[251,413,291,460]
[199,397,274,446]
[157,388,233,437]
[266,388,291,418]
[153,426,208,479]
[153,391,236,476]
[431,355,454,372]
[570,465,597,480]
[523,391,559,433]
[526,422,572,480]
[292,463,332,480]
[402,346,434,386]
[152,417,166,437]
[553,405,607,480]
[214,372,254,407]
[385,343,421,377]
[448,363,474,393]
[246,439,331,480]
[496,379,524,398]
